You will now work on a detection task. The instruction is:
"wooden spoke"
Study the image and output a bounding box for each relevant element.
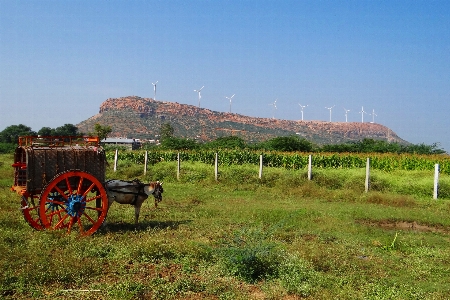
[77,176,84,195]
[53,213,70,230]
[65,177,73,195]
[39,170,108,236]
[21,195,44,230]
[82,182,96,197]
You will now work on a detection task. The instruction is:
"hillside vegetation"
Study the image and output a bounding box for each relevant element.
[1,152,450,299]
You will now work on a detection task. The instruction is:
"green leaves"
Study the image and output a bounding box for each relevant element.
[105,150,450,174]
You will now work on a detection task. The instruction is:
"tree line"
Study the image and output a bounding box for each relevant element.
[0,123,111,153]
[0,123,446,155]
[156,135,445,155]
[154,123,446,155]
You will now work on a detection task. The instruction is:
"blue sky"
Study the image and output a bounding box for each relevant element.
[1,1,449,150]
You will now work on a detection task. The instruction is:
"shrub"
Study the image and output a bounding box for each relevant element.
[278,253,319,296]
[0,143,15,154]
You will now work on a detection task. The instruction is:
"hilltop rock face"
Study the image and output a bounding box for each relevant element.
[99,96,156,117]
[78,96,407,144]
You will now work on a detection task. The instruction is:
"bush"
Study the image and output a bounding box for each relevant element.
[0,143,15,154]
[161,137,199,150]
[218,230,280,283]
[278,253,319,296]
[267,135,313,152]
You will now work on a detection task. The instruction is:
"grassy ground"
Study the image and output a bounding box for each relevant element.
[1,153,450,299]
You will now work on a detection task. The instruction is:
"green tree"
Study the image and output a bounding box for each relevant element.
[267,135,313,152]
[320,139,446,155]
[204,136,246,149]
[161,137,198,150]
[160,123,174,140]
[94,123,112,141]
[404,142,446,155]
[53,124,80,136]
[0,142,16,153]
[0,124,36,143]
[37,127,54,136]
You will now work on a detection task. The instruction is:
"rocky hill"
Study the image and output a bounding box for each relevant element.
[77,96,407,145]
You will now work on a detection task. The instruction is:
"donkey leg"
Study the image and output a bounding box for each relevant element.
[134,205,141,226]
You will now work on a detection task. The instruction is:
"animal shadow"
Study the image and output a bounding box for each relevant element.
[98,219,192,233]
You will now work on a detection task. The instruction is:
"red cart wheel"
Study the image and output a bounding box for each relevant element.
[39,170,108,236]
[21,194,44,230]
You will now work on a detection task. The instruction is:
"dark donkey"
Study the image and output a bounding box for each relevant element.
[104,179,163,225]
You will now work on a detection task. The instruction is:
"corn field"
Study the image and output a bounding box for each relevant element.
[105,150,450,174]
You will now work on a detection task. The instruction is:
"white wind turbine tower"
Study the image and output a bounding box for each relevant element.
[371,109,377,123]
[298,104,308,121]
[225,94,235,113]
[359,106,367,123]
[152,81,158,100]
[194,86,204,107]
[325,105,335,122]
[269,99,278,119]
[344,108,350,122]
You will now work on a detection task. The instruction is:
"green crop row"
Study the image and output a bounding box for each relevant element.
[105,150,450,174]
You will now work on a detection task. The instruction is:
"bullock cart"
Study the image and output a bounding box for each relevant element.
[11,136,110,236]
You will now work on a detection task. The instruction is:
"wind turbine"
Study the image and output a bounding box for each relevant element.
[152,81,158,100]
[225,94,235,113]
[371,109,377,123]
[269,99,278,119]
[325,105,335,122]
[359,106,367,123]
[298,104,308,121]
[344,108,350,122]
[194,86,204,107]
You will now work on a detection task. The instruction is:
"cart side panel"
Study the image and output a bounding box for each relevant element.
[24,147,106,193]
[13,147,27,189]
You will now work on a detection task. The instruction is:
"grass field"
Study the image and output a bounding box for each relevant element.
[1,153,450,299]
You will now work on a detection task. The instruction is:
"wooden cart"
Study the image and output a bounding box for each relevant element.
[11,136,108,236]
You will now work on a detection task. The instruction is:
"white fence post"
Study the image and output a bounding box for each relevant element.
[177,152,181,181]
[144,151,148,175]
[308,154,312,180]
[114,149,118,172]
[215,153,219,181]
[434,163,440,199]
[259,154,263,179]
[365,158,370,192]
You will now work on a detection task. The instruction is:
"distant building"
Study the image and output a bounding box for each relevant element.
[101,138,141,150]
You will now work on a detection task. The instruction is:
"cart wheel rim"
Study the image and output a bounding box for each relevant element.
[39,170,108,236]
[21,196,44,230]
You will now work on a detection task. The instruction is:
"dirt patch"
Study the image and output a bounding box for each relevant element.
[357,219,449,234]
[365,193,417,208]
[301,233,318,241]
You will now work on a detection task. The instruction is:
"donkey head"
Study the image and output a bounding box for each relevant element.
[144,181,163,203]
